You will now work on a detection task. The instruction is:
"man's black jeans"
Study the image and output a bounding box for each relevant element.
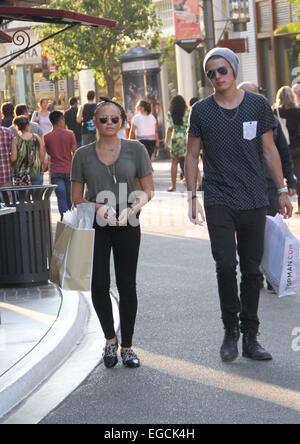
[205,205,267,334]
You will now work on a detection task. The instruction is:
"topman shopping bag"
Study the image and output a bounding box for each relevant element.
[261,214,300,297]
[50,204,95,291]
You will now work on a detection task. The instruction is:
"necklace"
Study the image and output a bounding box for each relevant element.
[218,104,240,121]
[215,92,244,122]
[96,140,121,185]
[106,163,117,185]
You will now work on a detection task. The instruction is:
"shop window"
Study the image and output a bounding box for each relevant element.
[275,0,295,28]
[257,1,272,33]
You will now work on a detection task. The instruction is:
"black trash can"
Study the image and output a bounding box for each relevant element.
[0,185,57,286]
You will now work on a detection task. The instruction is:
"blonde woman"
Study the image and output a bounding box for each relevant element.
[72,98,154,368]
[31,98,52,135]
[274,86,300,212]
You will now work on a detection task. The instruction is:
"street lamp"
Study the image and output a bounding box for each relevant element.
[229,0,250,32]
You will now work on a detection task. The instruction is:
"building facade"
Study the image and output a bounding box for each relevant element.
[255,0,299,104]
[0,0,79,110]
[155,0,300,108]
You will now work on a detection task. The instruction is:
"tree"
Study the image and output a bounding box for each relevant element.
[37,0,161,97]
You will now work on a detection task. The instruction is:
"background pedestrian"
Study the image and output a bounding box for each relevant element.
[165,95,188,191]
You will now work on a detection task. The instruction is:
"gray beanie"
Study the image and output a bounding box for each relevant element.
[203,47,240,79]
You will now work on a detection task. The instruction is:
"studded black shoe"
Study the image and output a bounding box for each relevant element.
[121,348,140,368]
[103,341,118,368]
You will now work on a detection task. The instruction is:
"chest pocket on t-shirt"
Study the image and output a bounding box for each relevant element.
[243,121,257,140]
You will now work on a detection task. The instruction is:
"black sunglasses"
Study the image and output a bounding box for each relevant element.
[206,66,228,80]
[99,116,120,124]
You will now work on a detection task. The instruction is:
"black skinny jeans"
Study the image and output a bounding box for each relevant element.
[205,205,267,334]
[91,223,141,348]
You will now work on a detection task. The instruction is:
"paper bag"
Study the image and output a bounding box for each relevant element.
[50,221,95,291]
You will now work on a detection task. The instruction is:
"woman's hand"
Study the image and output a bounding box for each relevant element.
[96,204,117,226]
[117,208,131,226]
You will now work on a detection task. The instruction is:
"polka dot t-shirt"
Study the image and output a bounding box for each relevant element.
[188,91,277,210]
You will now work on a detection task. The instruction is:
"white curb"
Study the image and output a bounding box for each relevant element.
[0,289,89,419]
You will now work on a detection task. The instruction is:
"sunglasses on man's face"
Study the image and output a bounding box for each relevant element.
[99,115,120,124]
[206,66,228,80]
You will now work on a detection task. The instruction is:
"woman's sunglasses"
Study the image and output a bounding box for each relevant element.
[206,66,228,80]
[99,115,120,124]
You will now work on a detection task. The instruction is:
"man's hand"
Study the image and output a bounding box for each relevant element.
[279,192,293,218]
[188,197,206,225]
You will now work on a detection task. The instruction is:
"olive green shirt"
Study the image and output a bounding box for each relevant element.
[71,139,152,206]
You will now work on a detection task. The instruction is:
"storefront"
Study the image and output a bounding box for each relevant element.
[0,31,42,108]
[0,5,116,110]
[255,0,299,104]
[0,29,79,111]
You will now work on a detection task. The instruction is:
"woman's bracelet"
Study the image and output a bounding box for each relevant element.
[187,195,197,202]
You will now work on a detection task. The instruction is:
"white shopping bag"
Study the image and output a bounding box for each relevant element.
[261,214,300,297]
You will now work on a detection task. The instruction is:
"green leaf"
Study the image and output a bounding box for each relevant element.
[274,22,300,35]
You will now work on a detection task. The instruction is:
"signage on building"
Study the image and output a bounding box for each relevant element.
[122,60,160,72]
[0,38,42,65]
[218,38,249,53]
[172,0,203,53]
[58,79,67,92]
[33,80,55,94]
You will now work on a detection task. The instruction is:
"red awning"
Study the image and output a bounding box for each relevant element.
[0,30,12,43]
[0,6,116,28]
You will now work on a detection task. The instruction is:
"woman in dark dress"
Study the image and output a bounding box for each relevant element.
[274,86,300,213]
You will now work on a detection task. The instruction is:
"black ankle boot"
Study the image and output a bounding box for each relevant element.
[220,327,240,362]
[242,333,272,361]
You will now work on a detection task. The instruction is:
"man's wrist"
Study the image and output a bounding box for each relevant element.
[278,186,289,195]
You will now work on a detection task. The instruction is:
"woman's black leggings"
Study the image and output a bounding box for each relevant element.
[91,223,141,348]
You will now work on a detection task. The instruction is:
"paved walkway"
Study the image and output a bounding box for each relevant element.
[1,159,300,423]
[0,284,61,378]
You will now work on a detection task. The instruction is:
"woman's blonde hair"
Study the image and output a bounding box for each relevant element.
[274,86,296,109]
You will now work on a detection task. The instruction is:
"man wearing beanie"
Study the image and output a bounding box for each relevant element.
[185,47,292,362]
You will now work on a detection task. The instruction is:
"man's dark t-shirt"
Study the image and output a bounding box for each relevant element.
[188,91,277,210]
[82,103,96,135]
[64,106,82,146]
